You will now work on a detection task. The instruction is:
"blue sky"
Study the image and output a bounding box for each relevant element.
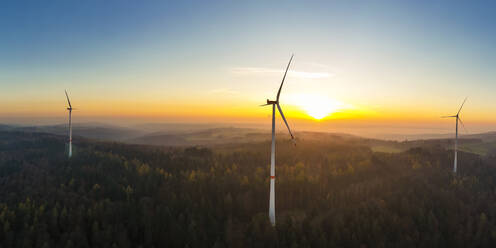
[1,0,495,134]
[2,1,494,74]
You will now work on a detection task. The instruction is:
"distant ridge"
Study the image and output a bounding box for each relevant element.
[2,122,496,155]
[12,123,147,142]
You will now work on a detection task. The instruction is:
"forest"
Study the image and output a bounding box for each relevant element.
[1,130,496,247]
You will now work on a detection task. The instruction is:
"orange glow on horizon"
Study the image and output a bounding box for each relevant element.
[2,95,496,129]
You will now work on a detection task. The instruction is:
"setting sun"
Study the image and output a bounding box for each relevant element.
[288,94,345,120]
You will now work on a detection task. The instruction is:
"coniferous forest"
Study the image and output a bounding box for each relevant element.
[1,130,496,248]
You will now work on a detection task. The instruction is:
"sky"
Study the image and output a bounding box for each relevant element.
[1,0,496,136]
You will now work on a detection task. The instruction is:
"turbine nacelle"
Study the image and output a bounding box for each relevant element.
[266,99,278,105]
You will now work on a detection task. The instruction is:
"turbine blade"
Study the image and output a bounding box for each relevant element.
[458,117,468,133]
[457,97,467,115]
[260,103,271,106]
[276,54,294,102]
[277,103,295,140]
[65,90,72,108]
[441,115,457,118]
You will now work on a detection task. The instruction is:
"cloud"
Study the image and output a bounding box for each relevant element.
[208,88,240,95]
[231,67,333,79]
[291,71,332,79]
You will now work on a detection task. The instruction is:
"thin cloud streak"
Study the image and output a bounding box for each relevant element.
[208,88,240,96]
[231,67,334,79]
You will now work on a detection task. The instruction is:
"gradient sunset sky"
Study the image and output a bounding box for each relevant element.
[1,1,495,135]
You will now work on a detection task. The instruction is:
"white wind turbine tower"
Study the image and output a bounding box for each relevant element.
[65,90,74,158]
[261,55,295,226]
[442,97,467,173]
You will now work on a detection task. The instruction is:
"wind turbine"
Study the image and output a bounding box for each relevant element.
[65,90,74,158]
[261,55,295,226]
[442,97,467,173]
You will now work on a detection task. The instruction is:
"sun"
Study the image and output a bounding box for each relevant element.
[305,105,337,120]
[288,94,343,120]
